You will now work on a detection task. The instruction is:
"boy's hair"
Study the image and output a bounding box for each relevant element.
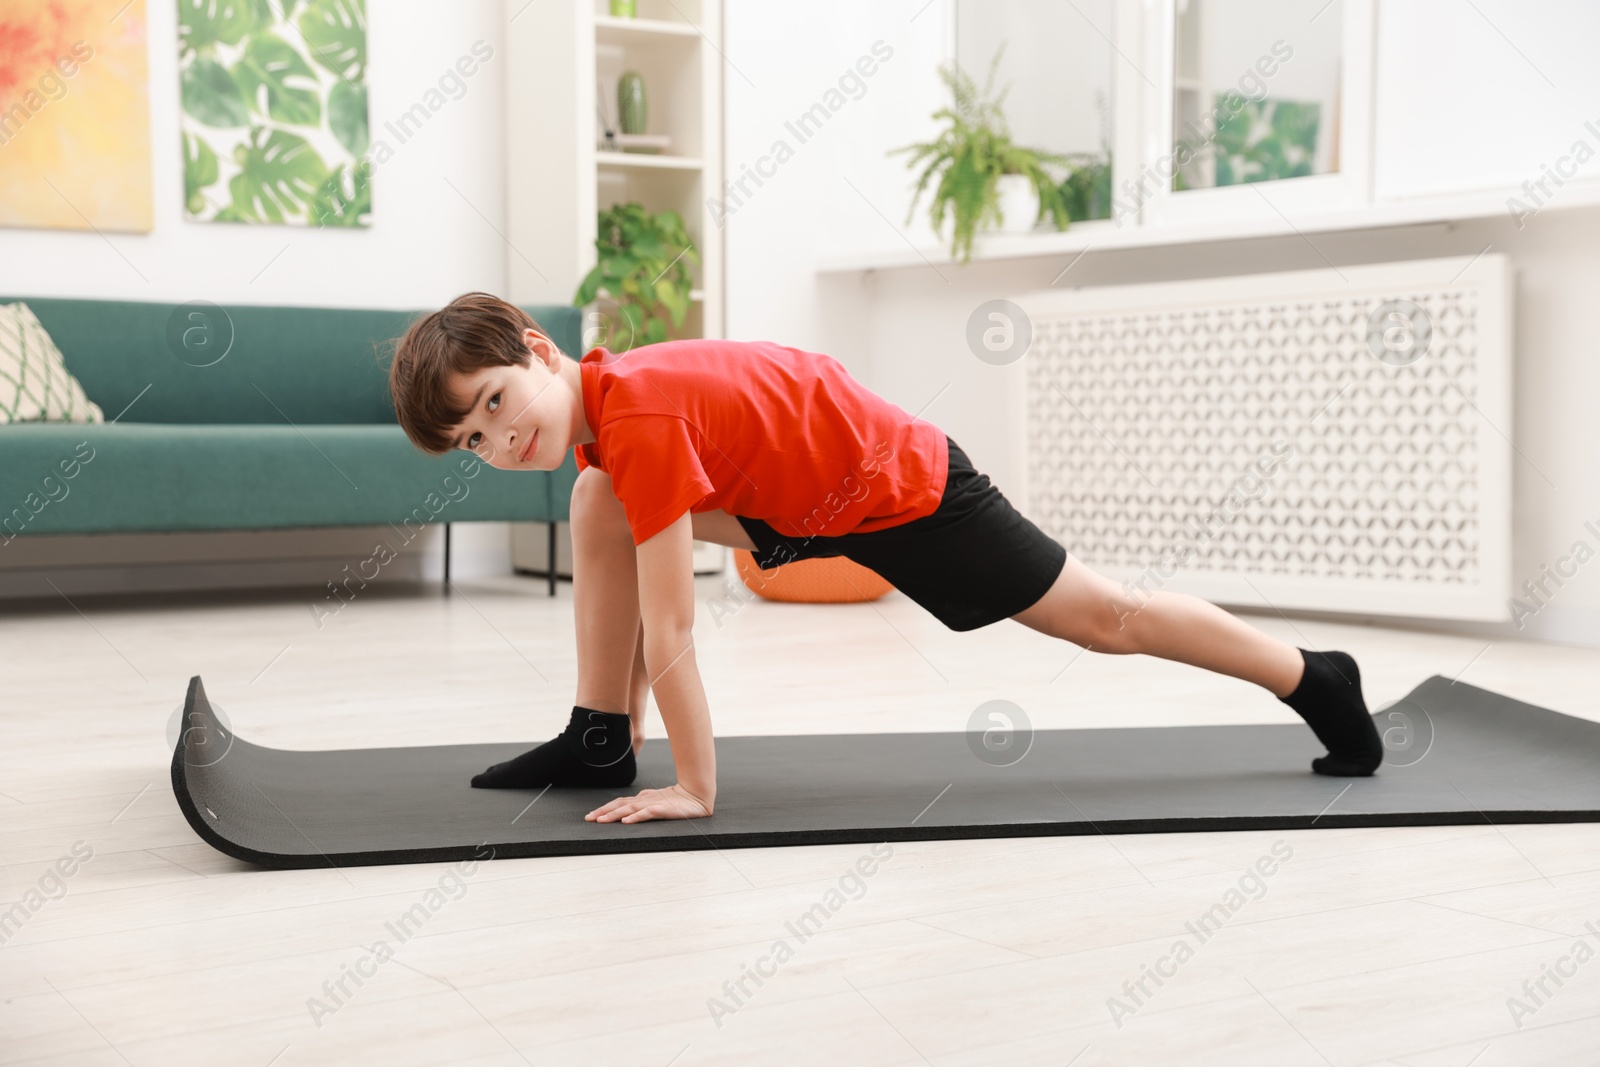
[388,291,557,456]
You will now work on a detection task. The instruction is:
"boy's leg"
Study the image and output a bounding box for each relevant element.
[1010,553,1383,775]
[570,468,642,718]
[471,467,639,788]
[626,620,648,753]
[598,510,747,757]
[1011,554,1303,695]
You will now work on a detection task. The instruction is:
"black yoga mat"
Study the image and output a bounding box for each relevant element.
[170,674,1600,870]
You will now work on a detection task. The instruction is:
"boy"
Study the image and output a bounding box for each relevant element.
[388,292,1384,824]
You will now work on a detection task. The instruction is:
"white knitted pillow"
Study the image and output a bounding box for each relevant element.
[0,302,104,424]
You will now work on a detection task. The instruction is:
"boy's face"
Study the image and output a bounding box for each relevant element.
[444,329,573,470]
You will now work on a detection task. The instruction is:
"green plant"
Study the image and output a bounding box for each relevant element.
[1057,90,1113,222]
[1211,97,1320,185]
[889,43,1077,264]
[1059,156,1112,221]
[1172,95,1321,190]
[574,202,699,348]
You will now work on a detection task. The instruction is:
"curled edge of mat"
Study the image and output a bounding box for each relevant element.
[169,675,283,869]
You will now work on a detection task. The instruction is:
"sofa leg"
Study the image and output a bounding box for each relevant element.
[443,521,451,592]
[548,521,556,597]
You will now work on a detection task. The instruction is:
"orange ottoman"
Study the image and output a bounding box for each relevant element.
[733,548,894,603]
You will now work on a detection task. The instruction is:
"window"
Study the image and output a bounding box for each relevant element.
[953,0,1117,222]
[1138,0,1375,225]
[1171,0,1342,191]
[942,0,1376,234]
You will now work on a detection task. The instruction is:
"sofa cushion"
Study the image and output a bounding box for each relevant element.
[0,302,105,425]
[0,422,561,538]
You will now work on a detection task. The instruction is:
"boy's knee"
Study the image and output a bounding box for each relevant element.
[1084,589,1145,654]
[572,468,627,530]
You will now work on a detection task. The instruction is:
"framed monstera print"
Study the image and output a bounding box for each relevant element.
[178,0,371,227]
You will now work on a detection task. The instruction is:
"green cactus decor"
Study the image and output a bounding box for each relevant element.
[618,71,647,135]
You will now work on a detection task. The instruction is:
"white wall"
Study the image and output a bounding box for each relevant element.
[724,0,1600,649]
[1374,0,1600,199]
[721,0,945,391]
[0,0,515,601]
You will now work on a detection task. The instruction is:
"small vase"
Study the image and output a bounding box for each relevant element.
[996,174,1039,233]
[609,0,636,17]
[618,71,647,135]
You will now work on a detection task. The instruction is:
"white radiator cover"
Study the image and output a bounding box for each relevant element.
[1011,254,1513,622]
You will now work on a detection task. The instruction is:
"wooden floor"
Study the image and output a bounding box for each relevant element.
[3,572,1599,1066]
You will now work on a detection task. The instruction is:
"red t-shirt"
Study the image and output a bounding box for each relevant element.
[573,339,949,546]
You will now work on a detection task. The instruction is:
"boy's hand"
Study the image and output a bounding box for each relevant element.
[585,783,713,823]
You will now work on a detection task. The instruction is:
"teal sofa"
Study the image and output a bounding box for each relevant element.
[0,295,584,594]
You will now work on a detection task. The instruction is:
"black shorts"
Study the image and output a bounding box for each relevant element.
[734,435,1068,632]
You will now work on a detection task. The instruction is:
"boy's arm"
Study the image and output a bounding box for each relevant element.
[585,509,716,823]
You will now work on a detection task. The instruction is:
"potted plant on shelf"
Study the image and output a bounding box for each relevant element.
[889,43,1077,264]
[573,201,699,351]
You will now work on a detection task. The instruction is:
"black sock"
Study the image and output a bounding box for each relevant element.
[471,705,637,789]
[1278,648,1384,777]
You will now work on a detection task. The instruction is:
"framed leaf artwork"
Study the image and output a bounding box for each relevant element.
[0,0,153,233]
[178,0,371,227]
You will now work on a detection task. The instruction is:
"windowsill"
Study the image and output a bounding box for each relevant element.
[814,179,1600,273]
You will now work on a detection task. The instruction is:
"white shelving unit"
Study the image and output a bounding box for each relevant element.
[504,0,727,583]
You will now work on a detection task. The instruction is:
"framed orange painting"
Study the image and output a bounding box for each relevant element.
[0,0,153,233]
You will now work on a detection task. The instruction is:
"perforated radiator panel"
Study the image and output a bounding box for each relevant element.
[1013,255,1513,621]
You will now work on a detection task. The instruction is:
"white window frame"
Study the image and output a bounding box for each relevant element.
[1130,0,1376,227]
[937,0,1376,236]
